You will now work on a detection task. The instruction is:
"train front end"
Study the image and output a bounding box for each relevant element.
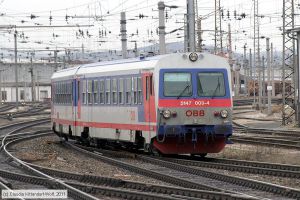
[153,53,232,155]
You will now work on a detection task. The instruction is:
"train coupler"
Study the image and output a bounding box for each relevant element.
[192,128,197,149]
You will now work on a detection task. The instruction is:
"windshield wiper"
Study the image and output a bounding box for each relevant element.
[211,78,220,99]
[177,84,191,99]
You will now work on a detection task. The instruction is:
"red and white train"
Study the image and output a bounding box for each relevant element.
[51,52,233,156]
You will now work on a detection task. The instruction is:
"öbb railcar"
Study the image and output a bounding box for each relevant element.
[51,53,233,156]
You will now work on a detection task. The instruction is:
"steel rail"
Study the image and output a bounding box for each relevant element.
[172,155,300,173]
[26,163,254,200]
[0,169,182,200]
[231,137,300,150]
[0,180,25,200]
[153,156,300,179]
[2,127,98,200]
[135,155,300,199]
[65,142,259,200]
[4,132,256,200]
[233,122,300,137]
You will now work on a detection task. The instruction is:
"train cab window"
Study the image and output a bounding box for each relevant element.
[197,72,225,97]
[94,80,99,104]
[105,79,111,104]
[82,80,87,104]
[137,77,142,104]
[112,79,117,104]
[99,80,105,104]
[163,73,192,97]
[118,78,124,104]
[125,78,131,104]
[87,80,93,104]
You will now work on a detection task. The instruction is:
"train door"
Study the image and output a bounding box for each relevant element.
[143,73,156,125]
[73,78,81,136]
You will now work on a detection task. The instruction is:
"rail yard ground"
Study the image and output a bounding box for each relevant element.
[2,102,300,199]
[228,105,300,165]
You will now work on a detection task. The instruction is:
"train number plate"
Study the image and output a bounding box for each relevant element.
[180,100,210,106]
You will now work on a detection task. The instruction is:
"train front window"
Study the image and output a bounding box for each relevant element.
[164,73,192,97]
[197,72,225,97]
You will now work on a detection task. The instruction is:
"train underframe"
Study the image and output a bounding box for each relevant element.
[52,122,232,156]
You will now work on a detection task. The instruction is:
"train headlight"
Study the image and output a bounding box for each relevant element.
[163,110,171,119]
[220,110,228,118]
[189,52,198,62]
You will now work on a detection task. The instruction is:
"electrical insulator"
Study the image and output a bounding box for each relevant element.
[65,15,69,23]
[49,12,53,25]
[30,14,37,19]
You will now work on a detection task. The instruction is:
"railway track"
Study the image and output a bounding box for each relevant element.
[66,142,263,199]
[0,104,15,113]
[26,162,248,200]
[233,122,300,150]
[5,133,253,200]
[233,98,282,107]
[0,102,50,120]
[65,142,300,200]
[0,120,100,200]
[152,155,300,179]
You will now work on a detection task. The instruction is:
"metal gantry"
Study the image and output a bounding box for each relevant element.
[282,0,296,125]
[253,0,261,107]
[214,0,222,54]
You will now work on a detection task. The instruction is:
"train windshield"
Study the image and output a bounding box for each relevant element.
[164,72,192,97]
[197,72,225,97]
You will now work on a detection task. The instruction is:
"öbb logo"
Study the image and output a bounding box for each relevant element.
[186,110,205,117]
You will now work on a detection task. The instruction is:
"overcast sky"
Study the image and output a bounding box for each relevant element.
[0,0,291,59]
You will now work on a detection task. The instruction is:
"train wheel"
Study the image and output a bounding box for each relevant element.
[63,136,68,141]
[81,127,90,146]
[199,153,207,158]
[191,153,207,158]
[149,142,162,156]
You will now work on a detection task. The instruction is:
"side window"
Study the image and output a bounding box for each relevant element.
[82,80,86,104]
[99,80,105,104]
[133,77,138,104]
[87,80,93,104]
[105,79,111,104]
[112,78,117,104]
[77,81,80,103]
[62,83,65,103]
[150,76,153,96]
[58,83,61,104]
[53,83,56,103]
[137,77,142,104]
[94,80,98,104]
[118,78,124,104]
[146,77,149,100]
[66,83,68,103]
[70,82,73,104]
[125,78,131,104]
